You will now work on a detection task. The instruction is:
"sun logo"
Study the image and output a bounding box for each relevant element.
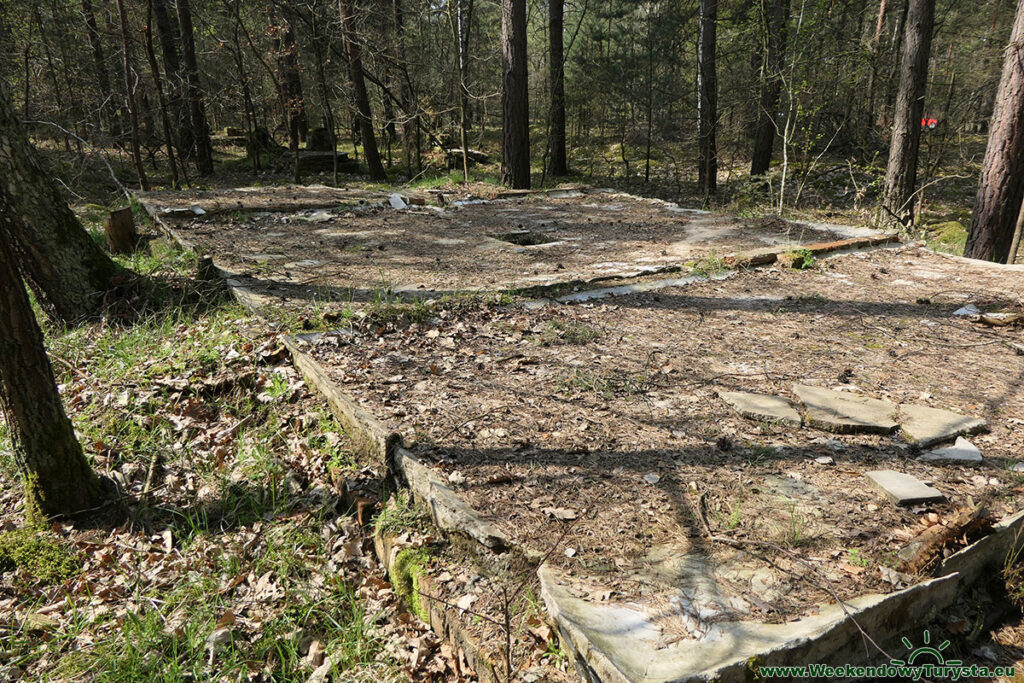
[890,630,962,667]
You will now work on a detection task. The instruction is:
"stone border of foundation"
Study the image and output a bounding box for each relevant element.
[136,189,1021,683]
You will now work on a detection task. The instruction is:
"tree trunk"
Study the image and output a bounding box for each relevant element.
[309,6,338,183]
[150,0,191,159]
[82,0,117,136]
[697,0,718,199]
[114,0,149,191]
[0,194,104,521]
[454,0,473,181]
[549,0,568,177]
[0,81,122,323]
[391,0,415,178]
[866,0,889,124]
[965,0,1024,262]
[143,0,179,188]
[879,0,935,230]
[339,0,387,181]
[275,10,307,150]
[501,0,530,189]
[750,0,790,176]
[104,207,136,253]
[176,0,214,175]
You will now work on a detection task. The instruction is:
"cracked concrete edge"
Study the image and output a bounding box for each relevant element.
[137,187,390,216]
[540,506,1024,683]
[393,446,510,552]
[135,197,199,252]
[139,190,690,308]
[281,337,515,557]
[724,233,902,269]
[282,336,397,469]
[932,249,1024,273]
[137,195,270,313]
[538,564,960,683]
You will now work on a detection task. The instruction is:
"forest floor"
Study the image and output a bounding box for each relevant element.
[1,134,1022,681]
[0,231,470,681]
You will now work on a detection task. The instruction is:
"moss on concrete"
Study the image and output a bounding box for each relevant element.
[388,547,434,622]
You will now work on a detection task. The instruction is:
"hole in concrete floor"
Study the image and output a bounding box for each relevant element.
[490,230,557,246]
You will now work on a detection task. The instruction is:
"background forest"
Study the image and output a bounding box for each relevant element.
[0,0,1018,253]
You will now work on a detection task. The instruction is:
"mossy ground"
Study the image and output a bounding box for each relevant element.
[0,528,80,584]
[925,220,969,254]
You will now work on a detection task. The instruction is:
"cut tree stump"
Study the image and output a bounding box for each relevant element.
[104,207,136,253]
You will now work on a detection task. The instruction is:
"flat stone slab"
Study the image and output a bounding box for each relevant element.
[918,437,983,465]
[717,390,801,427]
[899,404,986,448]
[792,384,898,434]
[865,470,945,506]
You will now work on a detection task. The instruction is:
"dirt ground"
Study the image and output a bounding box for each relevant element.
[296,245,1024,633]
[142,188,882,304]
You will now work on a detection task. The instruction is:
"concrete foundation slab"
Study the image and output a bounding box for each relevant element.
[793,385,899,434]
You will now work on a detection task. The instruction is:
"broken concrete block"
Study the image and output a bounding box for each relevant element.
[899,404,986,448]
[865,470,945,506]
[793,385,898,434]
[953,304,981,317]
[388,193,408,210]
[918,437,983,465]
[717,390,802,427]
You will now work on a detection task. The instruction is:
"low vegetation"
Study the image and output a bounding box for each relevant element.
[0,226,424,682]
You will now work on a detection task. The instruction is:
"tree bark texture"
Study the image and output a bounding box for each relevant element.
[0,81,121,322]
[549,0,568,177]
[866,0,889,127]
[880,0,935,229]
[501,0,530,188]
[339,0,387,181]
[750,0,790,176]
[390,0,416,177]
[966,0,1024,262]
[143,0,180,188]
[0,193,102,521]
[176,0,214,175]
[104,207,136,253]
[697,0,718,198]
